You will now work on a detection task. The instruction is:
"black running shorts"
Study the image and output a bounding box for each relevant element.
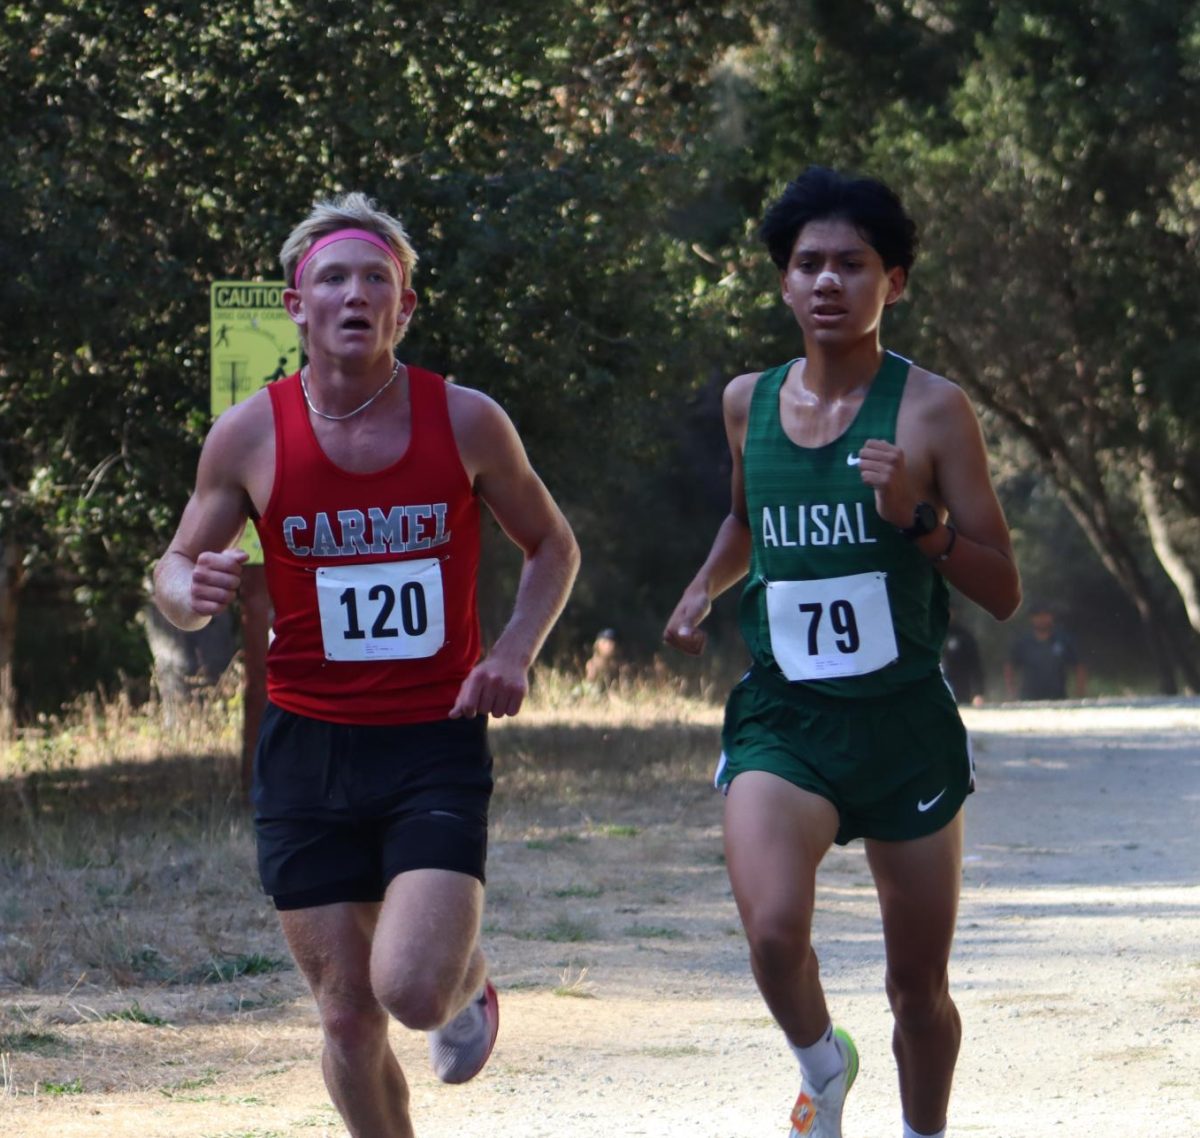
[252,702,494,910]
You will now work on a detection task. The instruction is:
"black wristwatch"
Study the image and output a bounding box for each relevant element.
[899,501,939,540]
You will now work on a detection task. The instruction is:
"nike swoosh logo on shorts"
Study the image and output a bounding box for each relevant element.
[846,452,862,466]
[917,788,947,812]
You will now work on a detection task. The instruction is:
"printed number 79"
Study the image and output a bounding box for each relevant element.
[797,600,860,655]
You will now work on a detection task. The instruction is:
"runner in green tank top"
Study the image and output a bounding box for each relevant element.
[740,348,949,697]
[665,168,1020,1138]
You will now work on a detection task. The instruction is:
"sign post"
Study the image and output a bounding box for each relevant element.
[209,282,299,792]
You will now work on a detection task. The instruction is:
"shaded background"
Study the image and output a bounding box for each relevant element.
[3,0,1199,719]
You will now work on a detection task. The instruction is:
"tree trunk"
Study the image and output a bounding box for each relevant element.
[946,347,1195,696]
[0,535,22,740]
[239,565,271,797]
[1056,482,1184,695]
[1139,466,1200,633]
[142,603,237,720]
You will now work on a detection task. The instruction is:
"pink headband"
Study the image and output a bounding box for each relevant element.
[294,228,406,287]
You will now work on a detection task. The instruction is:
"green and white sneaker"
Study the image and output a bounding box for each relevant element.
[788,1027,858,1138]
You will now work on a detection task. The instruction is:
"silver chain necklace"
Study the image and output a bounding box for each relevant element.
[301,358,400,421]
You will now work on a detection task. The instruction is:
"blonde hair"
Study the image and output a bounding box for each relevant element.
[279,192,419,349]
[280,192,418,290]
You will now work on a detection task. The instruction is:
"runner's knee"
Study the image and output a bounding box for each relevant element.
[317,990,390,1059]
[374,971,461,1031]
[743,906,814,970]
[884,966,955,1032]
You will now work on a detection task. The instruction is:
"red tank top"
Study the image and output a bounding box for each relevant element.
[254,367,481,724]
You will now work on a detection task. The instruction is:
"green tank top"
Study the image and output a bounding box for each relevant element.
[738,350,948,698]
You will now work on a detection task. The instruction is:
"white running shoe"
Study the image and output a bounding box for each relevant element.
[788,1027,859,1137]
[428,980,500,1084]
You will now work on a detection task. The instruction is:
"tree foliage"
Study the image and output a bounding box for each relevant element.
[687,0,1200,690]
[0,1,754,708]
[3,0,1199,710]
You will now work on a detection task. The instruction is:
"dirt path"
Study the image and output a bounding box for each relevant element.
[3,701,1198,1137]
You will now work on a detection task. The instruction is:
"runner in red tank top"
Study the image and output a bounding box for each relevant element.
[154,192,579,1137]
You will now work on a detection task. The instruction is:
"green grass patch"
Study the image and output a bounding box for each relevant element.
[197,952,290,984]
[126,945,174,981]
[551,964,595,998]
[40,1077,84,1095]
[163,1069,219,1094]
[230,993,286,1014]
[524,833,582,851]
[293,1116,339,1130]
[517,915,599,943]
[594,823,639,838]
[0,1029,71,1055]
[552,983,597,998]
[549,884,604,899]
[252,1064,294,1079]
[205,1130,288,1138]
[103,1002,168,1026]
[624,923,683,940]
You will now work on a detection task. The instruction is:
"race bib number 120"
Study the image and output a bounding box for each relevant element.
[316,559,445,661]
[765,571,898,681]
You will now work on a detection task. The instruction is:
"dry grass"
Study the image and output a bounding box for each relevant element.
[0,667,724,1002]
[0,666,729,1109]
[3,678,1198,1134]
[1,673,257,995]
[489,669,722,828]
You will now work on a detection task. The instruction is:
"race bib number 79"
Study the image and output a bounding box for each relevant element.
[316,559,446,661]
[765,572,898,681]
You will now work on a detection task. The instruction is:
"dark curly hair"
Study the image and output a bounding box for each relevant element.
[759,166,918,275]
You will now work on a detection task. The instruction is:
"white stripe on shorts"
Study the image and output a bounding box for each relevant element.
[713,750,729,793]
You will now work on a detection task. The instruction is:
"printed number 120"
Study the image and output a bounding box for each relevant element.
[339,583,428,641]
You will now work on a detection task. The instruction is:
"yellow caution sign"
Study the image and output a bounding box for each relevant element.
[210,281,300,563]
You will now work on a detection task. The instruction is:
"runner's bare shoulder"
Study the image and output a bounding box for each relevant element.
[723,370,764,425]
[198,386,276,486]
[901,361,976,429]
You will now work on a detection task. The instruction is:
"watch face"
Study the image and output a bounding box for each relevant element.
[904,501,938,538]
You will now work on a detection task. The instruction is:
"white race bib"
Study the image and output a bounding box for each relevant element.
[765,572,898,681]
[316,559,445,661]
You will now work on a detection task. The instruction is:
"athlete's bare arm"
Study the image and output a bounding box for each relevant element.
[663,372,759,655]
[446,385,580,718]
[153,392,275,631]
[858,369,1020,621]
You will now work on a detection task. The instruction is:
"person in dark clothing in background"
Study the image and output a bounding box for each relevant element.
[942,612,985,705]
[1005,601,1086,701]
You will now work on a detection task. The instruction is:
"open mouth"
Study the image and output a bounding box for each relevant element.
[342,318,371,331]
